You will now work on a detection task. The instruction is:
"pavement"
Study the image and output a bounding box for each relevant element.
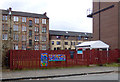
[1,66,119,81]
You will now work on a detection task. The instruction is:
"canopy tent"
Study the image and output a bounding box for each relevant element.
[76,40,109,50]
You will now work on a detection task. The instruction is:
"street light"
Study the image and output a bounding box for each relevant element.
[8,7,12,50]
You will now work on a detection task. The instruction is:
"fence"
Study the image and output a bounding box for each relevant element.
[8,49,120,70]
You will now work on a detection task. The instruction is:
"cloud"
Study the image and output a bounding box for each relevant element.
[0,0,92,33]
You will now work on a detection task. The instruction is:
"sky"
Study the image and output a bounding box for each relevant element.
[0,0,93,33]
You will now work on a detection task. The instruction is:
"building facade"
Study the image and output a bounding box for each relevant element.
[0,8,49,65]
[49,30,92,50]
[87,1,120,49]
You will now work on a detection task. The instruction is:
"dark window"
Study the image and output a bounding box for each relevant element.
[65,42,68,45]
[71,42,72,45]
[42,27,46,33]
[65,36,69,39]
[29,20,32,27]
[57,41,60,45]
[78,42,81,45]
[73,42,75,45]
[54,48,56,50]
[29,30,32,37]
[57,47,61,50]
[78,36,81,40]
[29,40,32,46]
[52,41,54,45]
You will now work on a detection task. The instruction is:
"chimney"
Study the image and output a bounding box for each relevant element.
[43,12,47,16]
[9,7,12,15]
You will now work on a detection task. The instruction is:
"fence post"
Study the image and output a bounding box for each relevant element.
[10,50,13,70]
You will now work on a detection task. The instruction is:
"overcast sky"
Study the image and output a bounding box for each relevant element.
[0,0,93,33]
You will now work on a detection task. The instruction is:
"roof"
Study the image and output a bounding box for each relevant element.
[2,9,49,19]
[49,30,92,37]
[76,40,109,49]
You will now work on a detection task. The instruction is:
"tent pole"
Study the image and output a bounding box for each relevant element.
[107,48,109,63]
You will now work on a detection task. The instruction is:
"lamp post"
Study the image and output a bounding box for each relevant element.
[8,7,12,50]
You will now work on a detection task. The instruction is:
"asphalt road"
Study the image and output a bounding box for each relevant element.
[47,72,119,80]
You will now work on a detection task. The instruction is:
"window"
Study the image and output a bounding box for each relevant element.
[65,42,68,45]
[13,34,19,41]
[78,42,81,45]
[42,27,46,33]
[22,26,26,31]
[22,45,26,50]
[42,19,46,24]
[65,36,69,39]
[57,41,60,45]
[73,42,75,45]
[42,36,47,42]
[42,45,46,50]
[52,41,54,45]
[35,27,39,32]
[2,34,8,40]
[29,20,32,27]
[13,25,18,31]
[54,48,56,50]
[2,24,8,30]
[71,42,72,45]
[35,36,39,41]
[14,16,19,22]
[57,47,61,50]
[22,35,26,41]
[78,36,81,40]
[29,30,32,37]
[84,37,88,40]
[35,18,39,24]
[56,36,60,39]
[2,15,7,21]
[29,40,32,46]
[22,17,26,22]
[13,44,18,50]
[34,45,39,50]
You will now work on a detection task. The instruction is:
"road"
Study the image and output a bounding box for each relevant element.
[47,72,119,80]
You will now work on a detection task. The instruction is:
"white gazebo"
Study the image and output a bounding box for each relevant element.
[76,40,109,50]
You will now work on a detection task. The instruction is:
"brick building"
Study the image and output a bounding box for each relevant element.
[0,8,49,65]
[87,1,120,49]
[49,30,92,50]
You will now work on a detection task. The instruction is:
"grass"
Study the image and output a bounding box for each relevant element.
[102,63,119,67]
[2,63,119,72]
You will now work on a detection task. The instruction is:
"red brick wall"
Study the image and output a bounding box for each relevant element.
[93,2,119,49]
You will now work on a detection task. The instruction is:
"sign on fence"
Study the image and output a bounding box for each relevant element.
[41,53,48,67]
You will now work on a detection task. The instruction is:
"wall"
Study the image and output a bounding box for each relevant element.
[0,10,2,67]
[93,2,119,49]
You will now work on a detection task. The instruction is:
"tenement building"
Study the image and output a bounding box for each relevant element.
[87,1,120,49]
[0,7,49,65]
[49,30,92,50]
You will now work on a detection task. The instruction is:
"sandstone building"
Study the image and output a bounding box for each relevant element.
[49,30,92,50]
[0,8,49,65]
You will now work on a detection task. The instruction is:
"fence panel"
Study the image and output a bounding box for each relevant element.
[9,49,120,70]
